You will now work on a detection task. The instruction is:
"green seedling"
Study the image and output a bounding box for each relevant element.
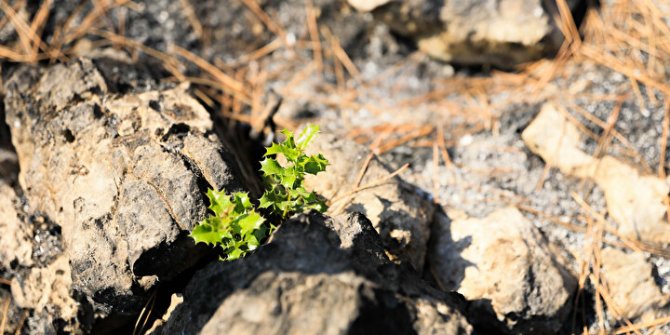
[190,190,270,260]
[259,124,329,218]
[190,124,329,261]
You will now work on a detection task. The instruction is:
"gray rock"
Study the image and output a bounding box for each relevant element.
[352,0,580,67]
[429,208,576,334]
[304,133,434,272]
[3,58,247,318]
[161,212,472,335]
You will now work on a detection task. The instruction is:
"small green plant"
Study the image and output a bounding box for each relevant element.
[190,190,270,260]
[190,124,329,260]
[259,125,329,218]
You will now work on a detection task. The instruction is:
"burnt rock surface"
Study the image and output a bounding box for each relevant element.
[2,56,247,325]
[160,212,472,335]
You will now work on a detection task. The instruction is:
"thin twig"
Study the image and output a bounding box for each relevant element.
[0,297,10,335]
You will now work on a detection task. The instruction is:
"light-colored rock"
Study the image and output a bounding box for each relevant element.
[146,294,184,334]
[0,183,32,269]
[347,0,391,12]
[522,103,670,245]
[601,248,667,320]
[429,207,576,333]
[358,0,577,67]
[11,255,78,322]
[4,58,246,317]
[304,133,433,271]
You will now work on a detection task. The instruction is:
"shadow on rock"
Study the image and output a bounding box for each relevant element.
[159,212,472,335]
[428,207,577,334]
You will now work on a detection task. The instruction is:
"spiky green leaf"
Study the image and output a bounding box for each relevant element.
[260,158,283,176]
[238,211,265,236]
[190,218,225,246]
[207,189,234,216]
[296,124,319,150]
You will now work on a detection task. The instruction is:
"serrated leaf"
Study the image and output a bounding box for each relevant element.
[245,235,260,250]
[280,129,296,148]
[190,219,224,246]
[258,192,274,209]
[226,247,245,261]
[279,166,298,189]
[238,211,265,236]
[302,154,329,174]
[232,191,252,212]
[207,189,234,216]
[296,124,319,150]
[260,158,283,176]
[306,199,327,213]
[265,142,301,162]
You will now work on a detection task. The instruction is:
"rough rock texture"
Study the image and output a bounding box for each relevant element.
[429,207,576,334]
[3,58,246,319]
[353,0,579,67]
[523,103,670,245]
[161,212,472,335]
[304,133,434,271]
[11,255,78,327]
[600,248,668,320]
[0,183,32,269]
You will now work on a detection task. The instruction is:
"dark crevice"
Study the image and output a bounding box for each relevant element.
[160,123,191,142]
[349,287,416,335]
[62,128,76,143]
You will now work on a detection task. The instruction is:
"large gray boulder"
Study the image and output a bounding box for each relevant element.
[160,212,472,335]
[3,57,247,320]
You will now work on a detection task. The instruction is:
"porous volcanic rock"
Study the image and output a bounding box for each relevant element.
[429,208,576,334]
[0,183,32,269]
[3,57,247,320]
[160,212,472,335]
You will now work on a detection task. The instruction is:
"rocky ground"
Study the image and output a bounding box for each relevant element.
[0,0,669,334]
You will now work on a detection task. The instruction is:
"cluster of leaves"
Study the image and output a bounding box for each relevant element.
[190,190,271,260]
[190,125,329,260]
[259,125,329,218]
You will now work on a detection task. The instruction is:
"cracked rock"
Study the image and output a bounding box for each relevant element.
[160,212,472,335]
[3,57,247,320]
